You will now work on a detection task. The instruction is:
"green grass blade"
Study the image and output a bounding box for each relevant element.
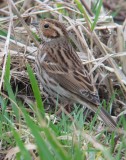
[22,106,70,160]
[22,108,55,160]
[4,53,11,89]
[91,0,102,31]
[4,78,19,118]
[4,55,19,119]
[74,0,92,25]
[73,145,84,160]
[12,128,32,160]
[44,127,70,160]
[27,64,45,116]
[0,29,7,37]
[89,104,102,131]
[4,116,32,160]
[0,96,7,115]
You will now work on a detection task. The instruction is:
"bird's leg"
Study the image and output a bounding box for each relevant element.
[55,103,71,116]
[64,104,72,113]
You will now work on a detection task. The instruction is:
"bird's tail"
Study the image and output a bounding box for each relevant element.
[79,99,117,129]
[78,97,126,134]
[98,107,117,129]
[93,106,126,135]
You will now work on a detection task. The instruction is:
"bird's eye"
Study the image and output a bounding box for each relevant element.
[44,24,49,28]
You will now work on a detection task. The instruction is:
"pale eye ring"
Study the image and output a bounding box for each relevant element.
[44,24,49,28]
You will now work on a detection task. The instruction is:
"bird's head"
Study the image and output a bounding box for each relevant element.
[37,19,68,42]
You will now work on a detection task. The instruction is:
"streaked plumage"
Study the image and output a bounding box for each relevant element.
[35,19,117,129]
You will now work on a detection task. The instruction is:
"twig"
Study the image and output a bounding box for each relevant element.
[9,0,39,48]
[0,2,13,91]
[80,0,93,16]
[92,32,126,93]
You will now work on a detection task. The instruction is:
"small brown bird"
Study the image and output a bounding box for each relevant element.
[35,19,117,129]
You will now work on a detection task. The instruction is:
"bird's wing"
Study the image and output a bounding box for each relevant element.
[42,62,100,106]
[42,62,118,129]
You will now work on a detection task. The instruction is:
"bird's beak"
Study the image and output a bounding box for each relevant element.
[31,22,39,28]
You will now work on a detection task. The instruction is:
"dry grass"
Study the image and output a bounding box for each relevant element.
[0,0,126,159]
